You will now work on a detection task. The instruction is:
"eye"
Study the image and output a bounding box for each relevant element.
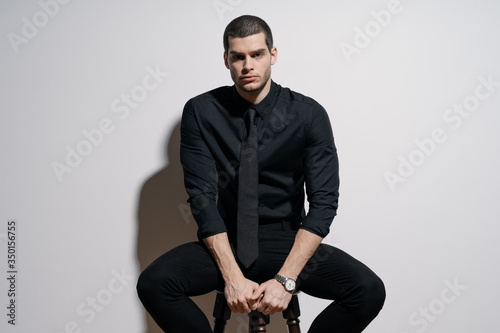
[233,55,244,61]
[253,53,262,58]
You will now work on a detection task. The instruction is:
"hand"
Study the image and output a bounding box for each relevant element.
[224,276,260,313]
[250,279,292,315]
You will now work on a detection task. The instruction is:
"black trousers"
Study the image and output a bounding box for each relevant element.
[137,222,385,332]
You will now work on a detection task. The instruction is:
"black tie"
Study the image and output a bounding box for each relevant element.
[237,108,259,268]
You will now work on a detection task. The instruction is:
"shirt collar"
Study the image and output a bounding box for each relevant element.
[232,80,278,119]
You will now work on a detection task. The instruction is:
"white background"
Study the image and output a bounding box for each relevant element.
[1,0,499,332]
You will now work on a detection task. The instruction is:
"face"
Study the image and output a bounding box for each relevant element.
[224,32,277,101]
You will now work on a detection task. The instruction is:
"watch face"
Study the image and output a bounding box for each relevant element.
[285,279,295,291]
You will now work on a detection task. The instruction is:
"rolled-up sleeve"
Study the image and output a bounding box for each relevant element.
[180,100,227,238]
[300,103,340,237]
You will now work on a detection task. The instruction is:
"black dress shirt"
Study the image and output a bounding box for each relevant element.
[180,80,339,243]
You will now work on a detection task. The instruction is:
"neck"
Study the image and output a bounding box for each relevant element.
[236,79,272,104]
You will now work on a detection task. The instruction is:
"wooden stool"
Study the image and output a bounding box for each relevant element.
[213,291,301,333]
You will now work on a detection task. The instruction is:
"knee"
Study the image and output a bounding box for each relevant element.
[368,275,386,310]
[355,273,386,316]
[136,267,157,304]
[137,263,184,304]
[137,264,170,303]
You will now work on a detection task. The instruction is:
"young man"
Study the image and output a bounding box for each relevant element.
[137,15,385,332]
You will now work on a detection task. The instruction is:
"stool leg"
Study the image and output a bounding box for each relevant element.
[249,311,270,332]
[213,292,231,333]
[283,294,301,333]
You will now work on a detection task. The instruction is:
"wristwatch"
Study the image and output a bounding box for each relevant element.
[274,274,296,293]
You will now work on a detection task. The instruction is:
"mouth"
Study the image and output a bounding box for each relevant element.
[240,75,258,83]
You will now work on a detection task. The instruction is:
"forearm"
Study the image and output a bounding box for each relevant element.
[250,229,322,314]
[204,232,259,313]
[203,232,243,283]
[278,228,323,280]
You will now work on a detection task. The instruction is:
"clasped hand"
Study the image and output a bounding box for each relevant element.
[225,277,292,315]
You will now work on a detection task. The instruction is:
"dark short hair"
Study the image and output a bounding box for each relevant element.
[223,15,273,54]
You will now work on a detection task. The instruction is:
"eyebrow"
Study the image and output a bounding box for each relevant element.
[229,48,268,55]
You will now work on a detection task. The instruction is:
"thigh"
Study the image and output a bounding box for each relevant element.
[142,241,223,296]
[297,244,378,300]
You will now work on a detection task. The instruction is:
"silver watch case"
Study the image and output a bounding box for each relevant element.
[274,274,296,292]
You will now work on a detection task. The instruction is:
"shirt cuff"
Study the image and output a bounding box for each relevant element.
[189,195,227,239]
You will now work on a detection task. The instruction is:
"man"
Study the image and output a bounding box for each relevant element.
[137,15,385,332]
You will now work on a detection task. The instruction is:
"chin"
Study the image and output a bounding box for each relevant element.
[239,82,263,93]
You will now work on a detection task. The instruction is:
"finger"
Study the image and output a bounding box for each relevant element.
[249,302,258,311]
[245,292,259,311]
[249,292,264,305]
[270,302,284,315]
[228,302,238,313]
[248,295,262,311]
[240,299,252,313]
[258,294,280,314]
[232,299,243,313]
[268,300,277,315]
[257,299,268,313]
[251,284,266,300]
[235,304,245,314]
[265,305,278,316]
[230,297,245,314]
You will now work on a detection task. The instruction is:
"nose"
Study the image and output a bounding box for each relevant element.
[242,56,254,73]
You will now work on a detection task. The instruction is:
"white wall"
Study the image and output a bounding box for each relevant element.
[1,0,499,332]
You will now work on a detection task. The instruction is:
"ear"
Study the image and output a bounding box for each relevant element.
[270,47,278,66]
[223,52,229,69]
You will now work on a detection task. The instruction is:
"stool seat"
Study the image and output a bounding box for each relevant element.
[213,290,301,333]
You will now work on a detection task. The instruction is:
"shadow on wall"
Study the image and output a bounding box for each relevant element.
[136,119,288,333]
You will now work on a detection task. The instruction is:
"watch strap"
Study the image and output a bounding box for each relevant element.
[274,274,296,291]
[274,274,287,284]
